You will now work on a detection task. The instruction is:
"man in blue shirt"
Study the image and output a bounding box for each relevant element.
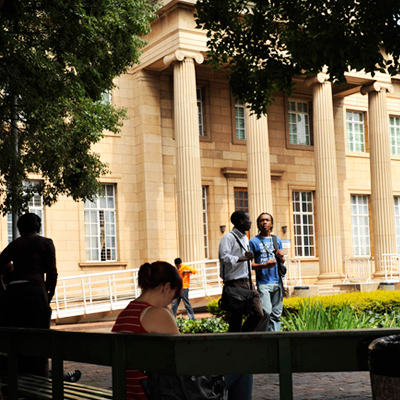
[249,212,285,332]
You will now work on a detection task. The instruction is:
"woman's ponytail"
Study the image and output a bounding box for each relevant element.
[138,261,182,298]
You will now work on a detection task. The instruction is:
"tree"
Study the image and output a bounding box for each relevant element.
[195,0,400,116]
[0,0,158,219]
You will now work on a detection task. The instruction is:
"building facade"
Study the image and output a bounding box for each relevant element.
[4,0,400,285]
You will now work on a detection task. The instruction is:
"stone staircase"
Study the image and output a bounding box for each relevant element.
[316,284,346,296]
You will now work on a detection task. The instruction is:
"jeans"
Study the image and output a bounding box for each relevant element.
[257,282,283,332]
[225,374,253,400]
[171,288,195,320]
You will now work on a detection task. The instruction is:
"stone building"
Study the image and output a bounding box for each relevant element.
[4,0,400,286]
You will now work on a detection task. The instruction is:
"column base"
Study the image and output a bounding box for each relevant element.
[373,270,386,279]
[315,272,345,284]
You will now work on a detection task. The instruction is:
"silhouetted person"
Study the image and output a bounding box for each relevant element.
[0,213,57,377]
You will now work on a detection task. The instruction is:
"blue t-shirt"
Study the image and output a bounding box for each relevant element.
[249,235,283,284]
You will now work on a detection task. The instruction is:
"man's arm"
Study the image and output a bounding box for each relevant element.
[274,237,285,263]
[252,259,278,271]
[249,239,276,270]
[44,239,58,303]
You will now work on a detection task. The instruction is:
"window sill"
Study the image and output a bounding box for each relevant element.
[346,152,369,158]
[199,135,212,142]
[286,143,314,151]
[79,262,128,269]
[293,257,319,262]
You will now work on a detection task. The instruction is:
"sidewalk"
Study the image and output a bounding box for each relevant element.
[61,359,372,400]
[55,311,373,400]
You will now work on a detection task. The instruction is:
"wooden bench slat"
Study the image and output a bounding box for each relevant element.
[20,375,112,397]
[0,373,112,400]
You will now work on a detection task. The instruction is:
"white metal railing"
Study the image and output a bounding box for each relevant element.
[343,257,373,283]
[51,259,223,321]
[383,254,400,282]
[283,257,303,287]
[51,257,305,321]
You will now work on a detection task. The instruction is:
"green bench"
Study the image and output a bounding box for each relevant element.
[1,327,400,399]
[0,374,112,400]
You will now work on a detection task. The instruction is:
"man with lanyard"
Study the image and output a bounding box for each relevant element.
[219,210,263,332]
[249,212,285,332]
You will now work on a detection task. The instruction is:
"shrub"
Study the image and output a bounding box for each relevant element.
[283,290,400,317]
[206,297,230,321]
[176,317,228,334]
[281,299,383,331]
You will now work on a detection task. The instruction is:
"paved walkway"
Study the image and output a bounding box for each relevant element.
[61,359,372,400]
[55,312,374,400]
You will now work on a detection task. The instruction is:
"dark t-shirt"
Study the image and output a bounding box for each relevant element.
[0,234,57,301]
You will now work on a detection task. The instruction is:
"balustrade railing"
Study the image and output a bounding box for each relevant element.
[343,257,373,283]
[283,257,303,287]
[382,253,400,282]
[51,257,303,321]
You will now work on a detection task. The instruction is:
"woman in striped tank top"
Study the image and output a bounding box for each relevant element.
[112,261,182,399]
[113,261,253,400]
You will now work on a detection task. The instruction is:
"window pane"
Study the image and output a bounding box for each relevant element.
[351,195,370,256]
[288,100,310,145]
[292,191,315,257]
[347,111,365,153]
[84,184,117,262]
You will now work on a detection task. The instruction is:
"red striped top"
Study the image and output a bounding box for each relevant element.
[112,301,151,400]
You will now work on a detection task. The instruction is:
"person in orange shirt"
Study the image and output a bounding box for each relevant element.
[171,258,197,320]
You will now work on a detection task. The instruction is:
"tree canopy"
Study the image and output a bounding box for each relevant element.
[0,0,158,215]
[195,0,400,116]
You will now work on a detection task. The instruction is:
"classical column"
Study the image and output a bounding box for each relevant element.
[306,74,343,282]
[246,110,273,236]
[361,82,396,274]
[164,50,204,262]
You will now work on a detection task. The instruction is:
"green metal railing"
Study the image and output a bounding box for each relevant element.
[1,327,399,400]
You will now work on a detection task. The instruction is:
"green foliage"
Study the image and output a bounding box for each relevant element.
[281,300,383,331]
[283,290,400,317]
[206,297,230,322]
[176,317,229,334]
[195,0,400,117]
[0,0,159,214]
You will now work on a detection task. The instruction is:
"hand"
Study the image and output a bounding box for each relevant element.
[275,249,285,262]
[264,259,277,268]
[245,251,254,261]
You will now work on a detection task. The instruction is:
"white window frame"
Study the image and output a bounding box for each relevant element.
[288,100,311,146]
[347,111,365,153]
[202,186,209,259]
[395,197,400,253]
[235,101,246,140]
[197,88,204,137]
[101,91,111,104]
[292,191,315,257]
[7,186,44,243]
[84,184,117,262]
[351,195,370,257]
[390,116,400,156]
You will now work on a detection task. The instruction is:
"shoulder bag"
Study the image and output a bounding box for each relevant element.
[142,373,226,400]
[219,233,255,314]
[271,234,287,299]
[271,235,287,277]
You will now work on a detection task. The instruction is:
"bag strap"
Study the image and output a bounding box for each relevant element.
[271,234,286,298]
[271,234,278,251]
[230,232,253,290]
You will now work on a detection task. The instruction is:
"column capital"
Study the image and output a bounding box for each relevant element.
[305,73,330,87]
[361,81,394,95]
[163,50,204,67]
